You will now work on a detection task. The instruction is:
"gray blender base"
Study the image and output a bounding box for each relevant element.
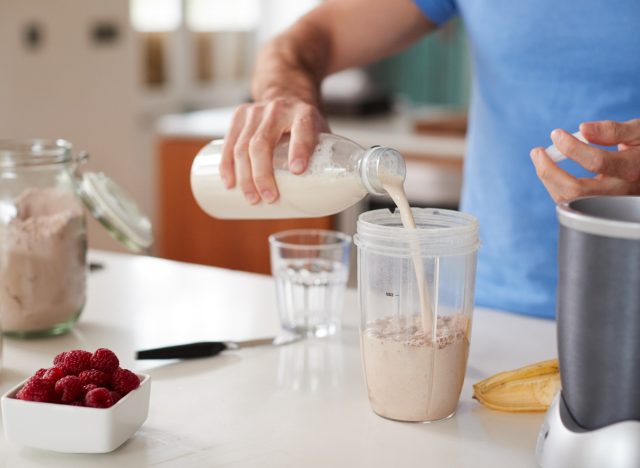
[536,395,640,468]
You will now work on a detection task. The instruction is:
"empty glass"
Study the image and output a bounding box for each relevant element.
[269,229,351,338]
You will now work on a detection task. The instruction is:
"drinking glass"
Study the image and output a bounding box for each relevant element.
[269,229,351,338]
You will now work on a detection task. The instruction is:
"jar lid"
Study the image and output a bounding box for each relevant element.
[77,172,153,252]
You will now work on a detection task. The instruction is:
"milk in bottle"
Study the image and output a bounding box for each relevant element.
[190,133,405,219]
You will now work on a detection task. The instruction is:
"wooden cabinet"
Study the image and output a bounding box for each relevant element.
[156,137,333,275]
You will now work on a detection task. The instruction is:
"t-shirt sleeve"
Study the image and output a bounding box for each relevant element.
[413,0,458,26]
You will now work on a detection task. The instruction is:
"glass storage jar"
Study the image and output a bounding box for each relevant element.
[0,139,153,337]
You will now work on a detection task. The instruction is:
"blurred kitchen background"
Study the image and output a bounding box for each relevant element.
[0,0,471,276]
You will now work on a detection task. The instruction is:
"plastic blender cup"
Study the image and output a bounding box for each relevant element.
[355,208,479,422]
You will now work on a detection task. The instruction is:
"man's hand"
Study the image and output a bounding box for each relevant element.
[218,0,434,205]
[219,97,328,205]
[530,119,640,203]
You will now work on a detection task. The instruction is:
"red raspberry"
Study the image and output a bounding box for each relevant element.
[54,376,83,404]
[84,387,114,408]
[90,348,119,374]
[61,350,92,375]
[34,368,48,379]
[53,351,67,367]
[42,367,65,383]
[83,384,98,394]
[79,369,110,387]
[17,378,56,403]
[109,391,122,405]
[111,368,140,396]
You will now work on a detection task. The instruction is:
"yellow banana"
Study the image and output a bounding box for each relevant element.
[472,358,561,412]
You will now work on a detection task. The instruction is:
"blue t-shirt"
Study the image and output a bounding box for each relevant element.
[413,0,640,318]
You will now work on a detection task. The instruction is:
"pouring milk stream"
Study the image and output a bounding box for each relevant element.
[379,172,433,336]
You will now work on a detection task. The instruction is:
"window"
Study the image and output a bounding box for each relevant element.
[130,0,182,32]
[131,0,182,86]
[186,0,260,32]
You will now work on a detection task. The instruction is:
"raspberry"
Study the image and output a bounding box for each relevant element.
[61,350,92,375]
[79,369,111,387]
[17,378,56,403]
[90,348,119,374]
[83,384,98,394]
[53,351,67,367]
[42,367,65,383]
[54,376,83,404]
[110,391,122,404]
[84,387,114,408]
[34,368,48,379]
[111,368,140,396]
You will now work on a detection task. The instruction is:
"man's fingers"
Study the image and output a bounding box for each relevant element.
[248,101,290,203]
[288,104,322,174]
[551,129,614,174]
[551,129,640,182]
[530,147,585,203]
[221,98,329,204]
[590,175,640,196]
[614,147,640,183]
[220,104,250,189]
[580,119,640,146]
[234,106,265,204]
[531,146,640,202]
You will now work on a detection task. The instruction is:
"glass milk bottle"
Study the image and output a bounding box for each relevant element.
[190,133,405,219]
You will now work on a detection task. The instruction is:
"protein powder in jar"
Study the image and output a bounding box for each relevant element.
[0,139,153,337]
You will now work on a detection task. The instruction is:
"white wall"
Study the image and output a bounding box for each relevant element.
[0,0,144,252]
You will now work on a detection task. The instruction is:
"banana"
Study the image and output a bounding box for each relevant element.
[472,358,561,412]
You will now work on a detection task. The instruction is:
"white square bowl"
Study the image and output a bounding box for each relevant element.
[1,373,150,453]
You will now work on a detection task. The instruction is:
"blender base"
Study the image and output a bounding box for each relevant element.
[536,394,640,468]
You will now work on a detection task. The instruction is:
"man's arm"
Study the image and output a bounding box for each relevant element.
[220,0,436,205]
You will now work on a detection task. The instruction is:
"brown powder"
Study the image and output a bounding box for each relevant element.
[0,188,86,333]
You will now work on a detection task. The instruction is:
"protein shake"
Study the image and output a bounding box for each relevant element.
[362,314,470,421]
[357,173,476,422]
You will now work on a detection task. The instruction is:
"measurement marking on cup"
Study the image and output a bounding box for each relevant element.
[385,292,399,297]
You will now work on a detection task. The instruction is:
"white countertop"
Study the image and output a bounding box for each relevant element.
[0,251,556,467]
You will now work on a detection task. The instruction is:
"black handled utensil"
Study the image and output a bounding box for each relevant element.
[136,335,301,360]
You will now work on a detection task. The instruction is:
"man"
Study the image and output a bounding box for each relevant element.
[219,0,640,318]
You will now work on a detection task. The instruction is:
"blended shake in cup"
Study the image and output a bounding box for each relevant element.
[355,208,479,422]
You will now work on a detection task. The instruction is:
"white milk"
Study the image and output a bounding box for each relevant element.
[191,169,366,219]
[190,136,374,219]
[380,173,433,336]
